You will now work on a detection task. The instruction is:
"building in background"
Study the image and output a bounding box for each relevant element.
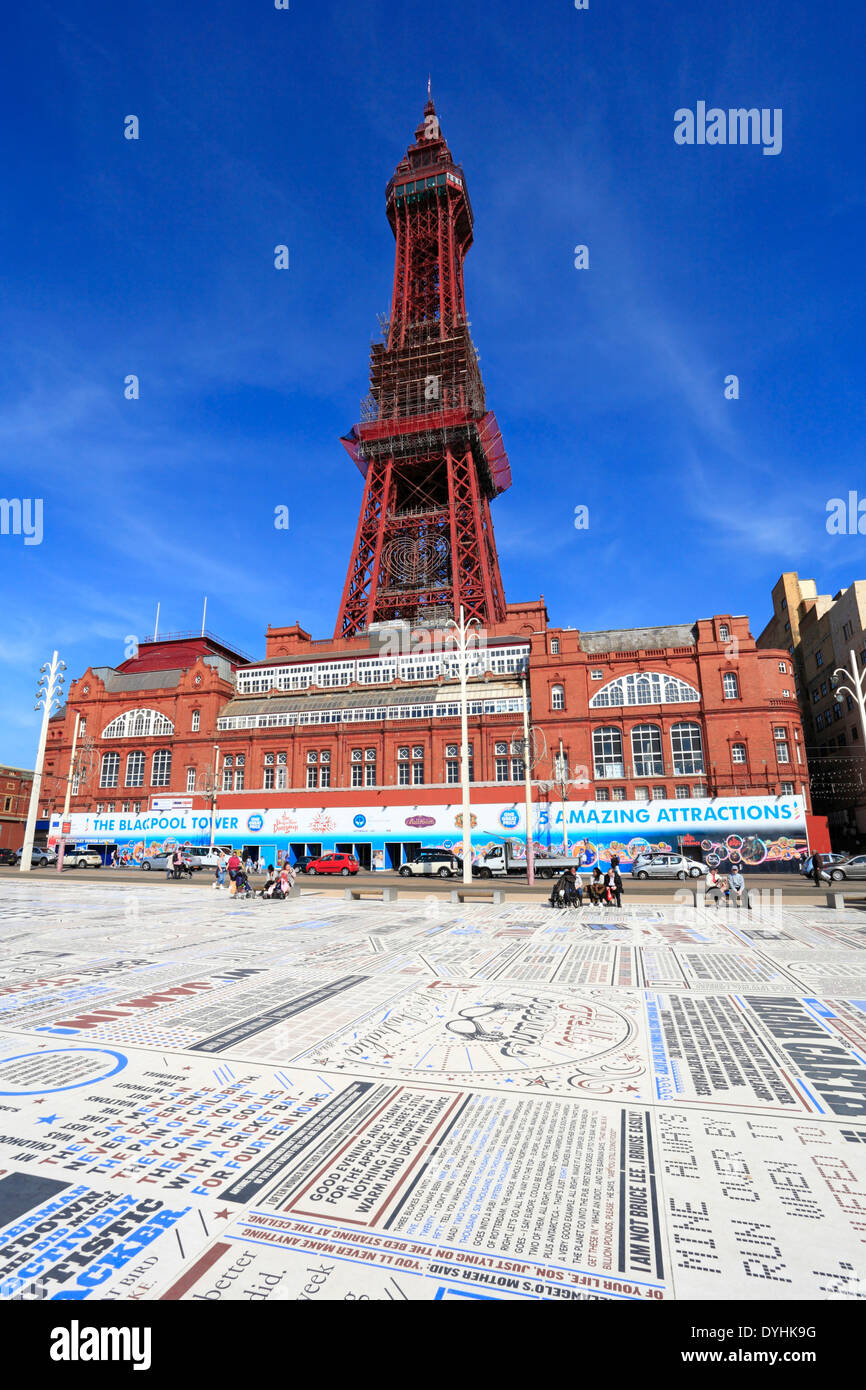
[759,572,866,850]
[0,765,34,851]
[37,104,825,873]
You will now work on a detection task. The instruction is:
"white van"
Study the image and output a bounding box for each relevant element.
[184,845,233,871]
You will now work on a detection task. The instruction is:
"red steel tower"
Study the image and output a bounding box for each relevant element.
[335,99,512,637]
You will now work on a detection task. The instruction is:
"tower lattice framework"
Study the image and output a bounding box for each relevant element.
[335,99,511,638]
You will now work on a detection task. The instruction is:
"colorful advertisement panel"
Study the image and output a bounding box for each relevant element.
[49,795,808,873]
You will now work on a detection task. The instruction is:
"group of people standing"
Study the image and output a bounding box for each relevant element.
[211,852,295,899]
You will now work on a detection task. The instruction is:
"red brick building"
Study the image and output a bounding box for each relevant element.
[0,764,34,850]
[43,603,825,872]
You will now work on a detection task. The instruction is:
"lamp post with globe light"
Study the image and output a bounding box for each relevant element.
[19,652,66,874]
[834,649,866,752]
[443,607,482,885]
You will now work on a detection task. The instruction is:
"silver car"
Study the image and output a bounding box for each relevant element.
[827,854,866,881]
[632,853,708,881]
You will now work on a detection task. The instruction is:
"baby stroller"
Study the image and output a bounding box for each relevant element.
[234,868,254,898]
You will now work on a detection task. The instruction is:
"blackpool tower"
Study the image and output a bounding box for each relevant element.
[335,99,512,638]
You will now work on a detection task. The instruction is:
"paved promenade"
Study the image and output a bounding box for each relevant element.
[0,880,863,1301]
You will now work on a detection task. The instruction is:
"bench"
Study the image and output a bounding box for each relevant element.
[449,887,505,905]
[344,886,398,903]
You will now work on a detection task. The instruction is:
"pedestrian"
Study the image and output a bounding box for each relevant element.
[705,867,724,907]
[572,867,584,906]
[164,850,173,882]
[811,852,824,888]
[605,865,622,907]
[227,850,242,897]
[728,868,746,909]
[173,848,184,881]
[217,853,227,887]
[257,855,265,875]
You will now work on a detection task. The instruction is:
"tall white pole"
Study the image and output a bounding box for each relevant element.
[61,713,80,821]
[154,602,160,641]
[522,673,535,885]
[20,651,65,874]
[832,649,866,851]
[459,607,473,885]
[201,596,207,636]
[847,647,866,742]
[558,737,568,854]
[56,711,80,874]
[210,744,219,849]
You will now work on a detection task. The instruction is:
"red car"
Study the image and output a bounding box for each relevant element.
[306,852,359,877]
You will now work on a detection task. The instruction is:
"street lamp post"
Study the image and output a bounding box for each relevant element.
[834,649,866,743]
[20,652,66,874]
[557,738,570,855]
[56,711,81,873]
[520,670,535,886]
[445,606,480,886]
[209,744,220,849]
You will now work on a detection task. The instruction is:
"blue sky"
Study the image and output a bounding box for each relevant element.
[1,0,864,766]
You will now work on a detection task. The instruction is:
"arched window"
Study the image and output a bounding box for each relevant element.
[631,725,663,777]
[103,708,175,739]
[719,623,730,640]
[590,673,700,709]
[551,684,565,711]
[723,672,739,699]
[593,727,624,779]
[670,723,704,776]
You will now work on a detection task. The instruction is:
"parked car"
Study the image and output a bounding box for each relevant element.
[306,852,359,877]
[399,848,461,878]
[139,851,167,871]
[632,853,709,881]
[799,852,846,877]
[291,854,320,874]
[826,854,866,881]
[14,847,57,868]
[61,848,103,869]
[0,847,19,866]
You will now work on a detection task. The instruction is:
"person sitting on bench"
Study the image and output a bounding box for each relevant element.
[588,866,605,904]
[550,866,582,909]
